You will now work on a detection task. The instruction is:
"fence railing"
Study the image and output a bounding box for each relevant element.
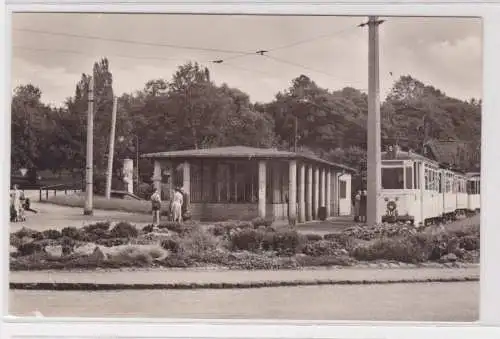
[39,182,82,202]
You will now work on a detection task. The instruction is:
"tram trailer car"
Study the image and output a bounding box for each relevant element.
[379,146,480,226]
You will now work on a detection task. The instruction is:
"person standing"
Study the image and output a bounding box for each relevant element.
[150,188,161,226]
[354,190,361,222]
[360,190,368,223]
[171,187,184,223]
[11,184,22,222]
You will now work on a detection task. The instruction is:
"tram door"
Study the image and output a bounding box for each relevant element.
[338,174,352,216]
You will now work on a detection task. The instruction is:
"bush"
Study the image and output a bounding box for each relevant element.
[251,217,274,228]
[142,224,154,233]
[178,228,219,256]
[96,238,130,247]
[14,227,38,239]
[161,238,181,253]
[460,234,480,251]
[61,227,80,239]
[110,222,139,238]
[230,229,265,252]
[158,222,184,233]
[350,234,433,263]
[83,221,111,233]
[10,234,23,248]
[302,240,342,257]
[42,229,62,240]
[17,242,44,256]
[304,233,323,242]
[271,229,305,256]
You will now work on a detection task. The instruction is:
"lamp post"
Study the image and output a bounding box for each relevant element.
[118,135,139,193]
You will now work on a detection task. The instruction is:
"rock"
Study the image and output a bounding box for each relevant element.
[45,245,63,258]
[389,262,399,268]
[74,243,98,256]
[89,246,105,262]
[439,253,458,263]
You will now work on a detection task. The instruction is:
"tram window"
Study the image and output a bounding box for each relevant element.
[405,167,413,189]
[478,180,481,194]
[438,173,443,193]
[382,167,404,189]
[425,169,429,190]
[413,163,418,188]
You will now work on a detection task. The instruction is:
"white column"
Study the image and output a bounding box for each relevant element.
[183,161,190,197]
[123,158,134,194]
[313,167,320,219]
[288,160,297,224]
[298,163,306,223]
[326,168,332,217]
[320,168,326,208]
[258,160,267,218]
[152,160,162,192]
[272,162,281,204]
[306,165,313,221]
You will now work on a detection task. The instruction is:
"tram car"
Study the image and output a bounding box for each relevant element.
[379,146,480,226]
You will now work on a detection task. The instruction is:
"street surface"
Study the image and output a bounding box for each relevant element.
[10,198,480,234]
[9,281,478,321]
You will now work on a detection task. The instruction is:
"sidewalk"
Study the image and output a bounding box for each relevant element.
[10,266,479,290]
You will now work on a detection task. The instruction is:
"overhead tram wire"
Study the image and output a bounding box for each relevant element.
[211,23,360,64]
[13,27,250,56]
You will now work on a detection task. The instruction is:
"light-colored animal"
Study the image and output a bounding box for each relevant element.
[171,189,184,222]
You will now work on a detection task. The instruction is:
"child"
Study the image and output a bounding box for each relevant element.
[150,188,161,226]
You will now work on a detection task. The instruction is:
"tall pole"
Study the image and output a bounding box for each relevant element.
[84,76,94,215]
[367,16,383,225]
[294,116,298,152]
[135,135,139,194]
[105,96,118,199]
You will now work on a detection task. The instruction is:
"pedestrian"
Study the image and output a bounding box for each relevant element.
[360,190,367,223]
[354,190,361,222]
[180,187,191,221]
[171,187,184,223]
[11,184,22,222]
[150,188,161,226]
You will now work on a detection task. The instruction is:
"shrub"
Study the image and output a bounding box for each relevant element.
[460,234,480,251]
[96,238,130,247]
[83,221,111,232]
[42,229,62,240]
[161,238,181,253]
[158,222,184,233]
[230,229,265,252]
[271,229,305,256]
[302,240,342,257]
[178,228,219,256]
[10,234,22,248]
[350,234,433,263]
[304,233,323,242]
[17,242,44,256]
[110,222,139,238]
[13,227,38,239]
[251,217,273,228]
[61,227,80,239]
[142,224,154,233]
[106,245,166,267]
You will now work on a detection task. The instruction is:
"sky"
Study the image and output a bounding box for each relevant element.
[11,13,482,107]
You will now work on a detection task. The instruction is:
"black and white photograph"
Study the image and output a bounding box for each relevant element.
[8,13,481,322]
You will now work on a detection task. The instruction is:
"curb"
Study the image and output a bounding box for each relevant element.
[10,276,479,291]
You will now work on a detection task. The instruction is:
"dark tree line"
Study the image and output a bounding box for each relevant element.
[11,58,481,184]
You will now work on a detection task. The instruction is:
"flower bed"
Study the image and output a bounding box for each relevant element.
[9,219,480,271]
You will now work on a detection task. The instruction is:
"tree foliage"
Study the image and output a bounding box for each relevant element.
[11,60,481,184]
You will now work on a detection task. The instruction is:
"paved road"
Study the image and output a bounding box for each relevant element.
[9,281,478,321]
[10,200,479,235]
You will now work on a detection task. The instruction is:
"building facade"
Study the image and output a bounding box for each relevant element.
[142,146,355,223]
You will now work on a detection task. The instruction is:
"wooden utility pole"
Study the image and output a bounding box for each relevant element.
[367,16,383,225]
[84,76,94,215]
[105,96,118,199]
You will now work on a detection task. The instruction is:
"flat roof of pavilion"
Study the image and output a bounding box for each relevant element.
[142,146,356,173]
